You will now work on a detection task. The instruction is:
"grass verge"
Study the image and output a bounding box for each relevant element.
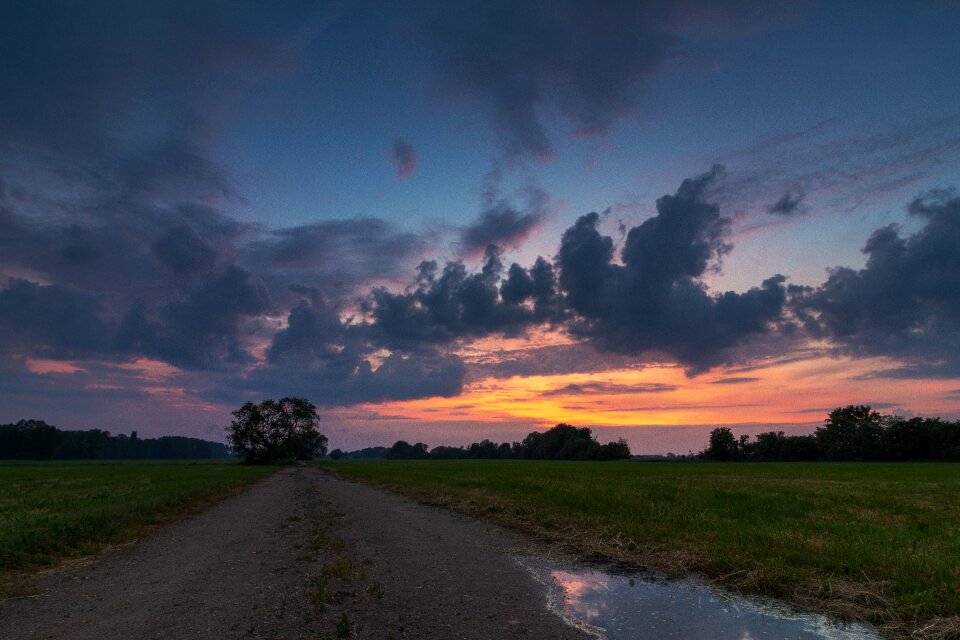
[0,460,276,596]
[318,460,960,640]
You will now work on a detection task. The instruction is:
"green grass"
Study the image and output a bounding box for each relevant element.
[319,460,960,638]
[0,460,275,592]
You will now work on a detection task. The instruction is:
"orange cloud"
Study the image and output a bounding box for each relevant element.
[354,353,960,431]
[25,357,83,375]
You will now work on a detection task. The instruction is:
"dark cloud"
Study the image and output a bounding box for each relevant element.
[710,376,760,385]
[460,188,549,254]
[243,167,794,387]
[245,218,428,298]
[595,402,767,413]
[117,265,270,370]
[0,168,272,373]
[540,381,676,396]
[1,155,437,383]
[495,256,563,323]
[793,190,960,376]
[0,280,114,355]
[557,166,787,373]
[232,294,467,406]
[429,1,673,159]
[767,190,805,215]
[363,245,560,350]
[391,138,419,178]
[0,0,300,320]
[0,1,276,349]
[0,187,247,310]
[0,1,829,419]
[9,138,958,411]
[152,225,218,275]
[0,1,296,160]
[428,0,800,160]
[467,343,645,380]
[112,139,240,203]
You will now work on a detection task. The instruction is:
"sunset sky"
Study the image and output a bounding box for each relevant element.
[2,1,960,453]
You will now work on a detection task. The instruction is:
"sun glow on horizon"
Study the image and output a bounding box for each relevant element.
[354,353,960,430]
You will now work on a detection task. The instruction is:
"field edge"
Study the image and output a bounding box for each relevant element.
[317,461,960,640]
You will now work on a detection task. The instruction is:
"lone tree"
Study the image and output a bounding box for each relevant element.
[227,398,327,464]
[702,426,741,461]
[815,404,884,460]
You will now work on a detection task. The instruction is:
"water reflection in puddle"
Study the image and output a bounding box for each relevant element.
[519,558,881,640]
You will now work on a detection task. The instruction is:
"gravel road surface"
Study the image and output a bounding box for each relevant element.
[1,466,587,640]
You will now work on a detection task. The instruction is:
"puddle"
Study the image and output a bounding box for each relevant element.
[519,557,881,640]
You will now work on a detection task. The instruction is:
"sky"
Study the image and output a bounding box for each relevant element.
[2,0,960,453]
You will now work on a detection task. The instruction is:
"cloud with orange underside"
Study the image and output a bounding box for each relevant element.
[356,352,960,430]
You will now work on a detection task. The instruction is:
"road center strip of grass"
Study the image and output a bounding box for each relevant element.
[319,460,960,639]
[0,460,276,595]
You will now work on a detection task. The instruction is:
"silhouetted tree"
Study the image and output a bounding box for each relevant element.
[386,440,429,459]
[226,398,327,464]
[816,405,884,460]
[735,430,820,461]
[375,424,630,461]
[429,445,468,459]
[0,420,61,459]
[467,439,505,459]
[0,420,231,459]
[336,446,390,460]
[597,438,632,460]
[697,406,960,462]
[702,427,741,461]
[518,423,600,459]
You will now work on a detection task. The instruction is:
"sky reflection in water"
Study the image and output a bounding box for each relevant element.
[520,559,880,640]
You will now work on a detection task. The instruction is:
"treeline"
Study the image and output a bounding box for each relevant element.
[329,446,390,460]
[0,419,232,460]
[329,423,631,461]
[701,406,960,462]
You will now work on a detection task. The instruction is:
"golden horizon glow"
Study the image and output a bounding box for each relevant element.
[15,335,960,442]
[356,352,960,429]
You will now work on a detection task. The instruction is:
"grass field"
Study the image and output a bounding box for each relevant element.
[319,460,960,639]
[0,460,275,595]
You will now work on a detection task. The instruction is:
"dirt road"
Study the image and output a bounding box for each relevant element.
[1,466,586,639]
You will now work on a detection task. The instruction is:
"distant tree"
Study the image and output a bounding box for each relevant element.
[696,407,960,462]
[429,445,467,459]
[597,438,631,460]
[0,419,231,460]
[19,419,62,459]
[386,440,429,459]
[702,427,741,461]
[750,431,784,461]
[339,446,390,460]
[880,417,960,461]
[815,405,883,460]
[777,434,820,461]
[329,448,344,460]
[467,439,503,459]
[407,424,630,461]
[0,419,62,459]
[226,398,327,464]
[517,423,602,460]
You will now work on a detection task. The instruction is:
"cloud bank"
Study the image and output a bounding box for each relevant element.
[6,146,960,411]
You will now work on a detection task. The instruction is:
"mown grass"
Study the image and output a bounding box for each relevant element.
[319,460,960,639]
[0,460,275,594]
